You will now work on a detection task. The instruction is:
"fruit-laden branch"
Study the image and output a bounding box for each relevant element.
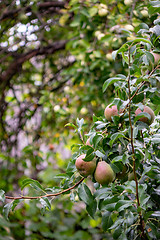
[5,177,85,200]
[127,48,147,240]
[0,1,66,22]
[122,64,160,114]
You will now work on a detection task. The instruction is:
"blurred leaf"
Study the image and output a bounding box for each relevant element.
[102,211,113,231]
[115,200,133,212]
[40,197,51,210]
[109,218,123,230]
[12,199,23,211]
[65,123,77,129]
[21,179,44,192]
[103,77,126,92]
[3,202,13,220]
[0,190,5,203]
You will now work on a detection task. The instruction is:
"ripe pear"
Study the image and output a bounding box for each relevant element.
[104,104,118,121]
[94,161,115,185]
[135,106,155,125]
[75,154,96,177]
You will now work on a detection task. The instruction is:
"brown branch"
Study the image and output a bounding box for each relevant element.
[0,1,66,22]
[5,177,85,200]
[0,40,67,89]
[128,48,148,240]
[129,0,137,23]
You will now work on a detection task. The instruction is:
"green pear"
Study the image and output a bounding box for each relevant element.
[94,161,115,185]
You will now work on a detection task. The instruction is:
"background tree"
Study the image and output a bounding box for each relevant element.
[0,0,160,239]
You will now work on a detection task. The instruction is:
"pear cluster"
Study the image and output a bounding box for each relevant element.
[75,104,155,185]
[75,153,115,185]
[104,104,155,125]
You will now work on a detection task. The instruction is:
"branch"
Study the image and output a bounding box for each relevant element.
[5,177,85,200]
[121,64,160,114]
[0,1,66,22]
[127,47,147,240]
[0,40,67,90]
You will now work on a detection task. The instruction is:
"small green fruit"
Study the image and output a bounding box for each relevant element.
[135,106,155,125]
[98,8,108,17]
[94,161,115,185]
[116,165,128,180]
[124,0,133,6]
[128,172,134,181]
[75,154,96,177]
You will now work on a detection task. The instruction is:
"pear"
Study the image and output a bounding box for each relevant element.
[94,161,115,185]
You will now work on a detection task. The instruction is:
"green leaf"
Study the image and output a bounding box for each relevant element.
[96,123,107,130]
[78,183,93,205]
[122,52,128,64]
[134,112,151,123]
[92,134,103,148]
[125,211,135,226]
[129,37,152,45]
[86,199,97,218]
[112,50,118,60]
[102,211,113,231]
[21,178,44,192]
[22,145,33,153]
[76,118,84,130]
[64,123,77,129]
[111,155,123,163]
[125,181,136,194]
[3,202,13,220]
[103,77,126,92]
[109,218,123,230]
[83,148,95,162]
[115,200,133,212]
[0,190,5,203]
[99,196,119,211]
[95,150,105,158]
[151,211,160,217]
[113,225,123,239]
[12,199,23,211]
[133,127,138,139]
[109,132,125,147]
[81,8,90,18]
[118,232,128,240]
[151,134,160,144]
[40,197,51,210]
[78,183,97,218]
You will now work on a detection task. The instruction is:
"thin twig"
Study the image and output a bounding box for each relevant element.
[127,47,147,239]
[5,177,85,200]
